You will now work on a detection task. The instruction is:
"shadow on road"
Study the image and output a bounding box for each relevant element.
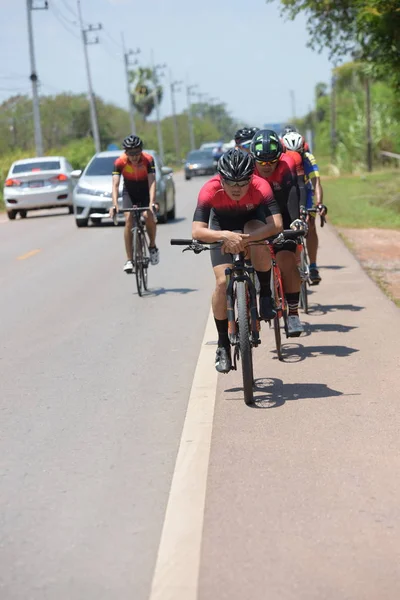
[24,212,72,220]
[167,217,186,224]
[144,287,198,296]
[276,342,359,363]
[225,377,348,408]
[309,303,365,316]
[302,322,357,335]
[319,265,346,270]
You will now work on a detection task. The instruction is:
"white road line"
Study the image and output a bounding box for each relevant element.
[149,310,218,600]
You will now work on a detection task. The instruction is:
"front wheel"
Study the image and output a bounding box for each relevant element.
[299,250,309,314]
[236,281,254,406]
[133,228,144,296]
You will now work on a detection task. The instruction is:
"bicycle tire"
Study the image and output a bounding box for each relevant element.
[272,266,284,360]
[141,231,149,291]
[133,228,143,297]
[236,281,254,405]
[299,250,309,314]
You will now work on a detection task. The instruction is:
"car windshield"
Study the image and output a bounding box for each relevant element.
[187,151,212,161]
[12,160,61,173]
[85,156,117,176]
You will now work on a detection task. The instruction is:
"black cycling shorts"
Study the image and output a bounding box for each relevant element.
[273,239,297,254]
[122,191,150,210]
[209,207,266,268]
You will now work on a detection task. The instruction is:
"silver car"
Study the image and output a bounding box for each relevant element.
[4,156,75,220]
[72,150,176,227]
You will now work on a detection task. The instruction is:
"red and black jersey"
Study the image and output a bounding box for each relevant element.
[256,154,299,228]
[112,151,155,203]
[193,174,279,224]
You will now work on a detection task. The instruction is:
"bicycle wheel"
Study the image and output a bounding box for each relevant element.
[140,230,149,291]
[272,265,284,360]
[133,228,143,297]
[236,281,254,406]
[299,249,309,314]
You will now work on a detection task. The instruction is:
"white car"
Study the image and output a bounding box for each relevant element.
[3,156,76,220]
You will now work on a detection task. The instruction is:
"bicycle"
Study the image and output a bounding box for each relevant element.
[170,237,261,406]
[298,205,327,312]
[115,206,155,297]
[269,229,307,360]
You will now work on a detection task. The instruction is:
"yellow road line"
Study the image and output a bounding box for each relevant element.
[17,249,41,261]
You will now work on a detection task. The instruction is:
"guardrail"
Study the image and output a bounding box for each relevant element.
[381,151,400,160]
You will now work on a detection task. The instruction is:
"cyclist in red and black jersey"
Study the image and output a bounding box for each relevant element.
[110,135,159,273]
[250,129,306,336]
[192,149,282,373]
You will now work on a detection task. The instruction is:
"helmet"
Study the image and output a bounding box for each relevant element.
[250,130,283,162]
[122,135,143,150]
[282,131,304,152]
[234,127,258,144]
[281,124,298,136]
[217,148,255,181]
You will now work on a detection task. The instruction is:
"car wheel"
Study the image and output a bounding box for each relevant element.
[68,206,74,214]
[185,174,191,181]
[76,218,89,228]
[157,196,168,224]
[7,210,17,220]
[167,199,176,220]
[19,210,27,218]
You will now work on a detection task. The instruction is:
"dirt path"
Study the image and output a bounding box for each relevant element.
[339,228,400,305]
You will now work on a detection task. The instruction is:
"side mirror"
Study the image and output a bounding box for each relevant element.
[71,169,82,178]
[161,166,173,176]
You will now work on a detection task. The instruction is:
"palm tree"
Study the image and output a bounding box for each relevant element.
[128,67,163,121]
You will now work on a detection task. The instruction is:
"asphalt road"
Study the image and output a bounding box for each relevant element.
[1,173,400,600]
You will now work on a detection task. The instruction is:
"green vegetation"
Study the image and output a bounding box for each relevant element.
[268,0,400,94]
[323,170,400,228]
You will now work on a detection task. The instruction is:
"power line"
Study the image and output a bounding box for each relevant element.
[59,0,77,19]
[51,2,80,39]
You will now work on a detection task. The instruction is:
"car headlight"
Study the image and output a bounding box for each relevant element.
[75,186,112,197]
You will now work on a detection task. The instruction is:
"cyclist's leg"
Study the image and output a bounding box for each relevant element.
[305,192,321,283]
[275,242,303,335]
[244,218,275,320]
[144,209,156,247]
[123,193,134,271]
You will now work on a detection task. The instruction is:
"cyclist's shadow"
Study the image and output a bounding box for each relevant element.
[226,377,351,408]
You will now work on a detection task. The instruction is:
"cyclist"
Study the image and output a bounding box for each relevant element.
[281,124,310,152]
[109,135,159,273]
[282,131,326,284]
[250,129,306,336]
[234,127,259,153]
[192,148,283,373]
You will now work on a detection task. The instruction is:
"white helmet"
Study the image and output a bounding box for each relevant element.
[282,131,304,152]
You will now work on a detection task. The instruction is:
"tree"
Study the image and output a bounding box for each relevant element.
[128,67,163,121]
[267,0,400,92]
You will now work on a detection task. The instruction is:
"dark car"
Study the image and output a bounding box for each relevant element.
[184,150,217,180]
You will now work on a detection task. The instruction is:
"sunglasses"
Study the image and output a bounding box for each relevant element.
[255,157,279,166]
[239,140,251,150]
[222,179,250,187]
[126,150,142,157]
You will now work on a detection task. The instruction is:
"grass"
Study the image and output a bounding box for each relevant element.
[323,170,400,229]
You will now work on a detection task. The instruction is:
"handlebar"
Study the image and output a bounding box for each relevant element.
[170,229,307,252]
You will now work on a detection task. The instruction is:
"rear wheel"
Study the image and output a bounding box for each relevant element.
[7,210,17,220]
[299,250,309,314]
[236,281,254,406]
[76,218,88,228]
[68,206,74,214]
[19,210,27,219]
[133,228,144,297]
[272,266,284,360]
[142,234,149,291]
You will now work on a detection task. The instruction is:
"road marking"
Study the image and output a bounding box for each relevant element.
[17,249,41,261]
[149,309,218,600]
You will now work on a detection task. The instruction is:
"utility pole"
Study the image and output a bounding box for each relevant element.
[186,83,197,151]
[290,89,296,121]
[121,33,140,135]
[170,72,182,161]
[330,68,337,165]
[26,0,47,157]
[151,52,166,161]
[77,0,101,153]
[365,77,373,172]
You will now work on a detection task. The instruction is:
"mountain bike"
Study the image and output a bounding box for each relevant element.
[170,238,261,406]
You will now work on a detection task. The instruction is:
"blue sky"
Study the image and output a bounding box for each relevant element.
[0,0,334,128]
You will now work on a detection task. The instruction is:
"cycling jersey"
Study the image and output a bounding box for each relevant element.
[193,174,279,224]
[255,153,300,229]
[303,151,320,209]
[112,151,155,206]
[286,149,304,178]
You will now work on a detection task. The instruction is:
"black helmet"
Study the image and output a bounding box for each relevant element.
[122,135,143,150]
[217,148,255,181]
[281,124,298,136]
[234,127,258,144]
[250,129,283,162]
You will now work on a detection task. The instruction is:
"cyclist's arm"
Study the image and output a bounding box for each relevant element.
[148,173,156,208]
[246,213,282,242]
[313,177,323,206]
[192,221,228,243]
[112,174,120,209]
